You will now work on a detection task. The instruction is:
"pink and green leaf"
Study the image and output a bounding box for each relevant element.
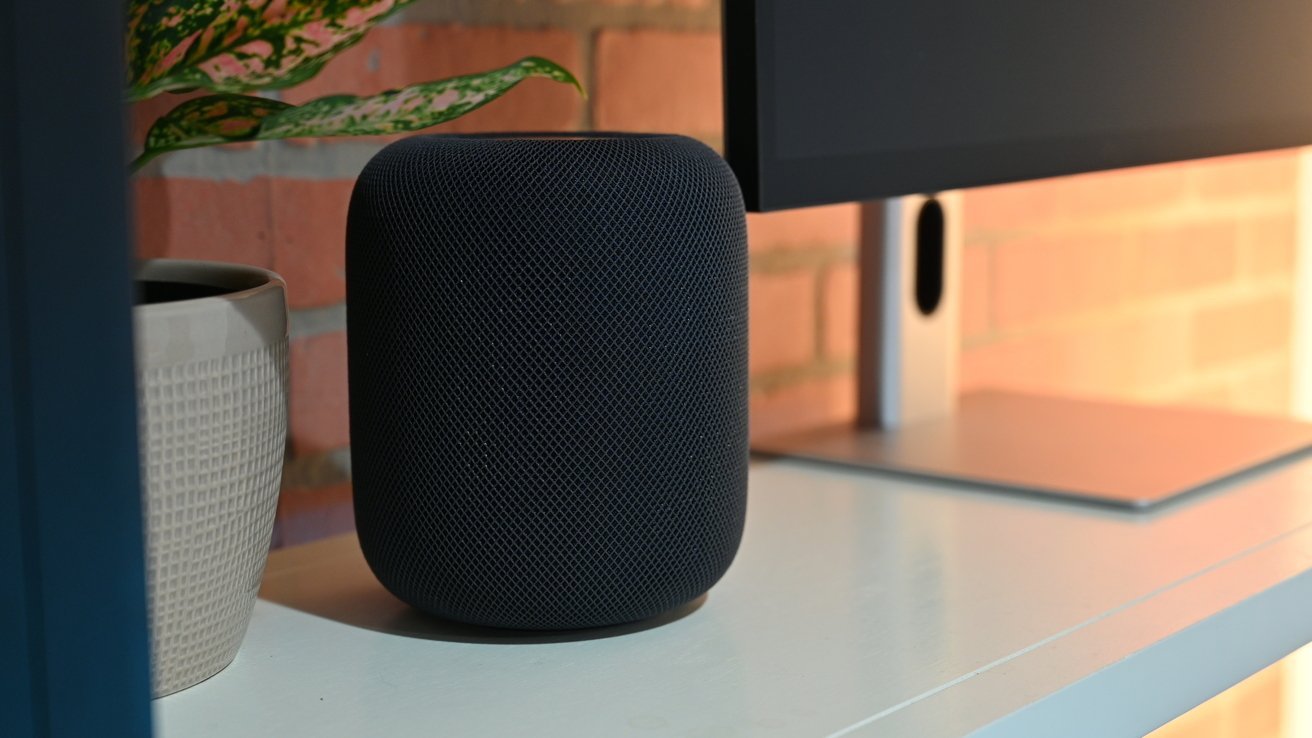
[131,57,583,172]
[126,0,419,102]
[133,93,293,170]
[259,57,583,138]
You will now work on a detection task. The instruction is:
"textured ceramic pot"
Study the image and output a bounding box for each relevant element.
[134,259,288,697]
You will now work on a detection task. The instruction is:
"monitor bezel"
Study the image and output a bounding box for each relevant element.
[723,0,1312,212]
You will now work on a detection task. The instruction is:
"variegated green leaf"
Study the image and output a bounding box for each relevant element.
[131,57,583,172]
[260,57,582,138]
[126,0,418,102]
[127,0,227,92]
[131,94,292,171]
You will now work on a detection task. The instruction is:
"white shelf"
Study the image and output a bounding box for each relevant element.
[154,458,1312,737]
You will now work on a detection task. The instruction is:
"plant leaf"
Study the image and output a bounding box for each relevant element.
[260,57,583,138]
[131,57,583,172]
[126,0,418,102]
[131,93,292,171]
[126,0,225,93]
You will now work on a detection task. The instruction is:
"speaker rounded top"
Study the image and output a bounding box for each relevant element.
[356,132,735,197]
[413,131,678,141]
[351,131,744,262]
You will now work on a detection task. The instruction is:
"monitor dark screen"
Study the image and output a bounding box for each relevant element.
[725,0,1312,211]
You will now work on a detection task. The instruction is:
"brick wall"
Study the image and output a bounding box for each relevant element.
[961,153,1299,415]
[130,0,1302,547]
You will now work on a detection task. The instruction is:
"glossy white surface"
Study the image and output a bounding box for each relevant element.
[155,458,1312,737]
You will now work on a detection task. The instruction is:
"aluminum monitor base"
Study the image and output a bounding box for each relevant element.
[753,389,1312,508]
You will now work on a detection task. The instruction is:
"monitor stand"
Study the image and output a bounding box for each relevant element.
[752,196,1312,509]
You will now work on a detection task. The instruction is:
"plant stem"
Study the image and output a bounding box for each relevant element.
[128,149,160,174]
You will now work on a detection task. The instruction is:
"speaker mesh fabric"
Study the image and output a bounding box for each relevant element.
[346,133,748,630]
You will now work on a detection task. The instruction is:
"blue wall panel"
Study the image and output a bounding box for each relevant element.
[1,2,154,735]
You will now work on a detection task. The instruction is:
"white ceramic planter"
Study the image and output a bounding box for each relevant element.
[134,259,288,697]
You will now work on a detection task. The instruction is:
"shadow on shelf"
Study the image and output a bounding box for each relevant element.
[258,534,705,645]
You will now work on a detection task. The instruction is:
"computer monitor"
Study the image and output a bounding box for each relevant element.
[726,0,1312,507]
[725,0,1312,211]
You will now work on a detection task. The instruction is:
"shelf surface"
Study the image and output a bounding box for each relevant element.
[155,458,1312,737]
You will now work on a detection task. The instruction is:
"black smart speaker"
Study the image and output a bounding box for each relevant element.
[345,133,748,630]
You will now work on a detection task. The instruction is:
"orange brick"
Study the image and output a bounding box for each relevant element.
[1148,659,1289,738]
[992,231,1134,330]
[750,375,855,441]
[1147,693,1230,738]
[960,310,1191,400]
[1132,221,1238,298]
[270,179,355,309]
[290,331,350,455]
[133,177,274,269]
[1192,295,1292,368]
[1244,211,1297,278]
[1084,313,1194,395]
[273,482,355,549]
[1232,362,1293,416]
[1168,361,1294,415]
[749,271,817,374]
[1060,162,1191,222]
[1228,660,1286,738]
[1193,150,1299,201]
[594,30,722,136]
[964,178,1064,233]
[821,264,857,361]
[746,204,860,252]
[964,161,1190,232]
[960,335,1063,396]
[960,245,991,341]
[285,25,584,139]
[1168,382,1234,412]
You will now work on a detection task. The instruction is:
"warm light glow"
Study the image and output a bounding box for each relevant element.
[1291,148,1312,420]
[1286,644,1312,738]
[1149,643,1312,737]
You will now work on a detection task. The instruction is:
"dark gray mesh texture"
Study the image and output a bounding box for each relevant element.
[346,133,748,630]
